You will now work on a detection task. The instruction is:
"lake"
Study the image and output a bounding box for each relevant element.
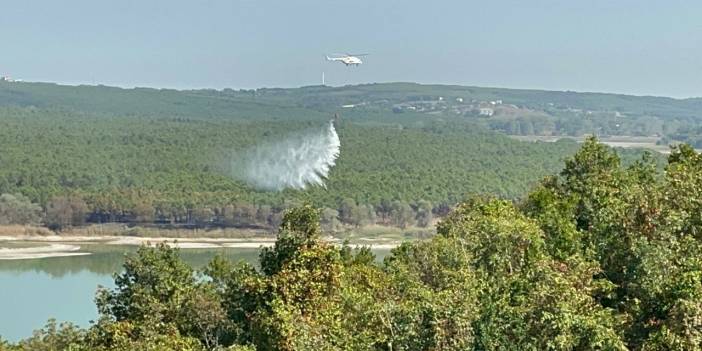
[0,243,389,342]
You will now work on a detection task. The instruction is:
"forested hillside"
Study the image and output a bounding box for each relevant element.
[0,81,670,230]
[196,82,702,138]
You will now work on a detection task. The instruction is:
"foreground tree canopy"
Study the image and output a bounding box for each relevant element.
[6,138,702,350]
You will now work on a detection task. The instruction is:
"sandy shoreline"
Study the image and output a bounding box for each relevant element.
[0,235,399,260]
[0,243,92,260]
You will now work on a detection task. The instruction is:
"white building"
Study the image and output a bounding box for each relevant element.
[479,107,494,117]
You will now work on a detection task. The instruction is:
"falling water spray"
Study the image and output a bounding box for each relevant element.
[231,121,340,190]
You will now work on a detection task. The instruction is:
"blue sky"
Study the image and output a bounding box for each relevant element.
[1,0,700,97]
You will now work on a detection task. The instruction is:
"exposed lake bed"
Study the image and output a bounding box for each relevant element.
[0,243,89,260]
[0,233,400,261]
[0,235,275,260]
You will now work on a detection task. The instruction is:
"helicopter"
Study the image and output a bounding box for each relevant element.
[325,53,368,66]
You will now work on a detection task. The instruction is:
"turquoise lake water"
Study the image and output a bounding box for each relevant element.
[0,244,388,342]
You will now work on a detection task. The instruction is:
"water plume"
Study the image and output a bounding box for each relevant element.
[232,121,340,190]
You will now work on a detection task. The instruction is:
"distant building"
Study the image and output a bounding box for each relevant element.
[479,107,494,117]
[0,76,14,82]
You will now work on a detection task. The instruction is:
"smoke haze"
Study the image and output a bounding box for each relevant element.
[232,121,340,190]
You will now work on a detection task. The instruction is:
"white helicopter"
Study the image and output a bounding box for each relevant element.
[325,53,368,66]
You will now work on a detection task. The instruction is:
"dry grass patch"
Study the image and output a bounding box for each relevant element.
[0,225,55,236]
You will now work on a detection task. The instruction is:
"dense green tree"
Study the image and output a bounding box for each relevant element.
[222,202,257,227]
[338,198,358,226]
[380,237,480,350]
[320,207,341,233]
[81,320,205,351]
[6,319,83,351]
[437,198,625,350]
[132,200,155,223]
[44,195,88,229]
[256,205,272,226]
[414,199,433,227]
[192,207,215,227]
[95,243,197,329]
[390,200,415,229]
[0,193,42,225]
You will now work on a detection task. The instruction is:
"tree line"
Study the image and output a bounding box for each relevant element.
[0,192,438,232]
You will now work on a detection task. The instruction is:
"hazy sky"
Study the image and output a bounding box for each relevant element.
[1,0,700,97]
